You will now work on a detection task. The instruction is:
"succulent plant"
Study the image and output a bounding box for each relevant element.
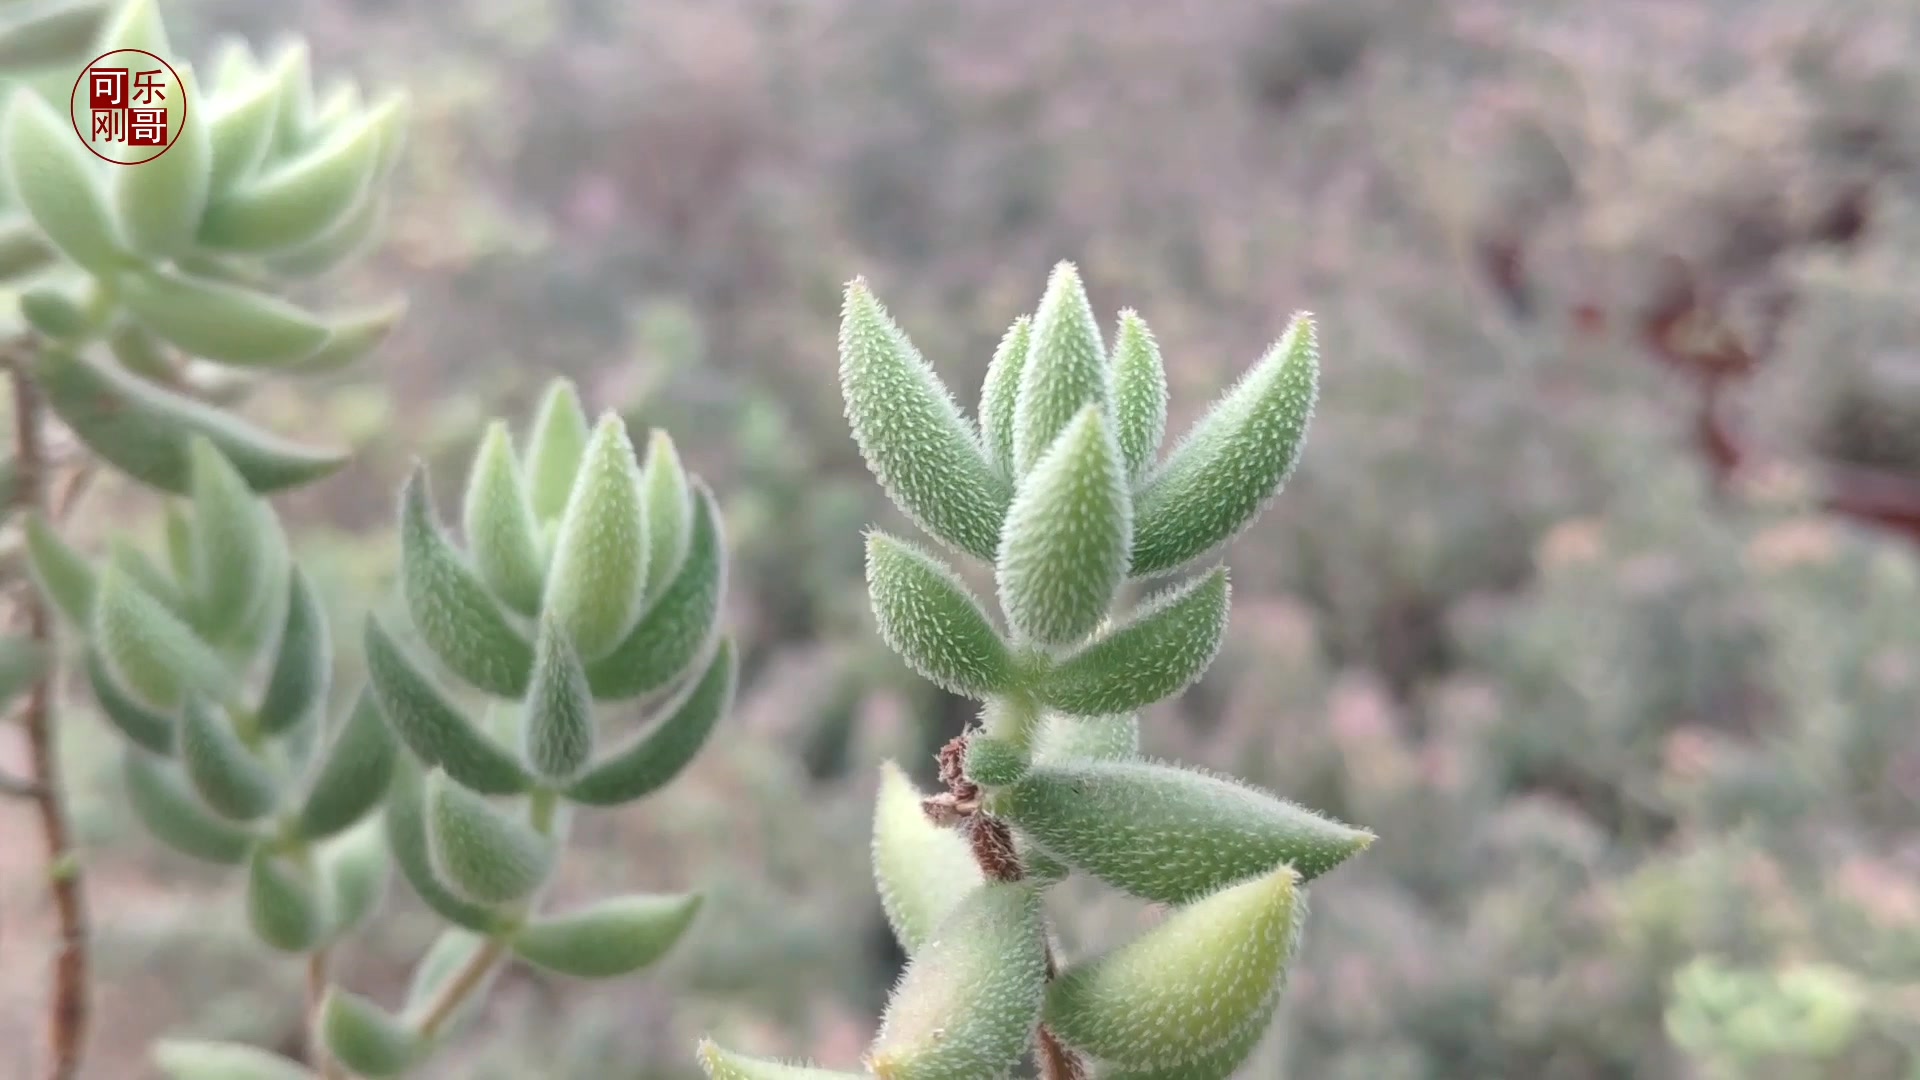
[697,262,1372,1078]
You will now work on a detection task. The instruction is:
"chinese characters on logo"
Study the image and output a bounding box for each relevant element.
[70,49,186,164]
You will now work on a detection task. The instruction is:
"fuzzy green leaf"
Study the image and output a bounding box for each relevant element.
[93,562,233,713]
[397,463,534,699]
[962,734,1029,787]
[280,297,406,374]
[295,688,397,841]
[196,99,394,254]
[120,267,332,368]
[1046,866,1306,1071]
[318,815,390,939]
[544,413,651,660]
[32,345,349,495]
[977,315,1031,478]
[1129,314,1318,577]
[94,0,173,63]
[84,648,174,754]
[865,532,1013,699]
[24,511,96,628]
[319,988,422,1079]
[180,696,278,821]
[996,405,1131,647]
[1037,568,1230,716]
[1012,262,1108,476]
[20,285,90,340]
[113,538,192,623]
[566,637,735,806]
[991,759,1371,904]
[866,881,1049,1080]
[872,760,982,955]
[1,90,124,274]
[362,615,531,796]
[462,421,545,617]
[423,768,555,906]
[1031,712,1139,765]
[123,749,257,864]
[205,70,281,194]
[840,278,1011,562]
[246,848,331,952]
[153,1039,316,1080]
[523,378,591,523]
[510,892,702,978]
[113,65,211,259]
[0,217,58,283]
[640,430,694,602]
[382,758,509,933]
[523,614,594,782]
[256,566,331,737]
[185,437,284,646]
[697,1041,864,1080]
[1110,310,1168,480]
[584,484,726,701]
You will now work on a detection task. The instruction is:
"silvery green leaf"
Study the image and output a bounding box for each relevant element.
[122,748,257,864]
[423,769,555,906]
[543,413,651,660]
[318,988,422,1079]
[1109,310,1167,480]
[179,696,278,821]
[522,614,594,782]
[976,315,1031,478]
[640,430,694,602]
[255,566,331,738]
[363,615,530,796]
[697,1040,864,1080]
[566,638,734,807]
[584,482,726,701]
[246,849,331,952]
[397,463,533,699]
[1012,262,1107,476]
[1037,567,1229,716]
[1129,313,1318,578]
[840,278,1011,562]
[996,405,1130,647]
[522,377,592,524]
[382,757,510,933]
[462,420,545,617]
[509,892,703,978]
[872,760,982,954]
[866,532,1013,700]
[295,688,397,841]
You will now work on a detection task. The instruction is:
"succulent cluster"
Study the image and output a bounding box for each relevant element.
[698,264,1373,1078]
[1,3,734,1077]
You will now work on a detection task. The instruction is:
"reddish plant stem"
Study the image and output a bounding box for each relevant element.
[935,733,1087,1080]
[7,352,91,1080]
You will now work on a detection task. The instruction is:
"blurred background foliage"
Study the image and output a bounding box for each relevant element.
[4,0,1920,1076]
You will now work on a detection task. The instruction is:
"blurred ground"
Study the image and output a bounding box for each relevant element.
[6,0,1920,1076]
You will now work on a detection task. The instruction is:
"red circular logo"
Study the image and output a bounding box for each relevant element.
[69,49,188,166]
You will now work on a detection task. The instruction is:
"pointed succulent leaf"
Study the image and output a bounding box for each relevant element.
[963,734,1029,788]
[24,511,96,628]
[179,696,279,821]
[196,99,393,254]
[205,71,281,194]
[319,816,390,938]
[0,1,110,68]
[1110,311,1168,479]
[640,430,694,601]
[107,318,175,382]
[122,749,257,864]
[865,532,1013,699]
[280,297,406,374]
[522,614,595,782]
[1045,866,1306,1071]
[976,315,1031,477]
[2,90,124,274]
[1037,568,1229,716]
[697,1041,865,1080]
[872,760,983,954]
[93,562,233,713]
[510,892,702,978]
[397,463,534,698]
[566,638,734,806]
[32,345,349,495]
[1013,263,1108,476]
[424,769,556,906]
[186,437,284,645]
[867,881,1049,1080]
[113,538,192,622]
[256,567,331,737]
[264,42,314,157]
[20,285,90,340]
[85,649,174,754]
[120,267,332,367]
[1100,1006,1277,1080]
[991,759,1371,903]
[295,688,397,841]
[522,378,591,523]
[0,217,59,283]
[362,615,531,795]
[246,848,332,952]
[462,421,545,617]
[997,405,1131,647]
[1129,314,1318,577]
[153,1039,316,1080]
[94,0,173,59]
[584,485,726,700]
[839,278,1011,562]
[544,413,650,660]
[318,988,423,1079]
[1032,712,1139,766]
[382,758,510,933]
[113,65,211,258]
